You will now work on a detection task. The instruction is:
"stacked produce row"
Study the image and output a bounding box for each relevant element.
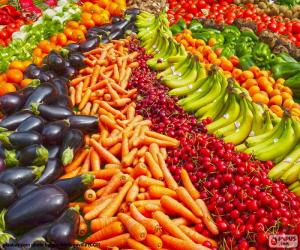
[0,0,299,249]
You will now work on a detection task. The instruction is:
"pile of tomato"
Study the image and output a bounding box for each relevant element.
[168,0,300,46]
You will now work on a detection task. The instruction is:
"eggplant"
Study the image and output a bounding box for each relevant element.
[0,110,33,130]
[59,129,83,166]
[0,166,44,188]
[53,95,73,108]
[37,71,53,83]
[0,93,23,115]
[63,66,76,79]
[36,158,63,185]
[68,53,85,70]
[109,28,124,40]
[5,184,68,230]
[46,207,79,248]
[112,16,122,23]
[32,103,74,121]
[65,43,80,52]
[66,115,98,133]
[47,51,67,74]
[50,77,68,96]
[0,142,4,158]
[0,157,5,172]
[0,182,18,208]
[17,223,53,246]
[0,131,42,149]
[80,37,100,52]
[20,87,35,100]
[47,145,61,159]
[18,144,49,166]
[19,183,40,198]
[97,23,113,31]
[16,116,45,133]
[125,8,140,18]
[25,64,41,79]
[54,173,94,201]
[23,83,58,109]
[3,238,21,250]
[113,19,130,31]
[42,120,69,145]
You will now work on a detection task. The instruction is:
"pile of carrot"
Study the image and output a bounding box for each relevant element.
[64,38,218,250]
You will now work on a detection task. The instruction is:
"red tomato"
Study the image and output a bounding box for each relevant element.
[292,22,300,34]
[0,30,8,40]
[197,0,207,8]
[268,22,278,32]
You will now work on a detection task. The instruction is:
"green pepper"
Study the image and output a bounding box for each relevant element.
[220,46,236,58]
[222,25,241,37]
[239,54,256,70]
[188,19,203,33]
[170,24,183,35]
[176,19,187,30]
[240,31,258,42]
[252,42,272,67]
[272,62,300,79]
[236,36,254,57]
[277,53,297,63]
[192,32,218,43]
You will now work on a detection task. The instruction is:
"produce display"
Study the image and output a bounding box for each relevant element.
[0,0,299,249]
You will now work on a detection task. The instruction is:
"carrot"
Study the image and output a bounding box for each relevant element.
[144,234,163,249]
[69,86,76,106]
[110,81,128,95]
[59,168,80,179]
[126,180,139,204]
[107,83,120,100]
[142,136,178,148]
[179,225,218,247]
[120,68,131,89]
[90,217,118,233]
[148,186,177,199]
[83,75,91,90]
[181,169,200,200]
[118,213,147,241]
[172,217,192,226]
[176,187,203,218]
[90,79,108,91]
[101,173,129,197]
[160,148,167,160]
[119,58,127,81]
[79,150,91,174]
[145,152,163,180]
[100,115,122,131]
[161,235,209,250]
[160,196,201,224]
[149,143,160,163]
[152,211,193,242]
[111,98,132,108]
[127,105,135,121]
[83,47,103,56]
[113,64,120,82]
[138,176,165,188]
[137,193,150,200]
[82,102,92,115]
[128,51,138,62]
[137,146,148,158]
[130,204,161,235]
[109,142,122,156]
[131,163,148,179]
[96,187,106,198]
[157,153,178,190]
[75,82,83,105]
[97,101,125,119]
[145,131,179,146]
[97,233,130,249]
[90,102,100,115]
[119,202,128,213]
[129,125,141,149]
[84,58,96,67]
[70,75,87,86]
[195,199,219,235]
[79,215,88,236]
[99,181,133,217]
[83,194,118,213]
[132,200,160,207]
[84,189,97,203]
[92,179,107,189]
[90,65,101,86]
[124,88,137,99]
[143,203,163,213]
[64,149,89,173]
[127,238,150,250]
[85,221,125,243]
[102,135,122,148]
[91,149,101,171]
[68,202,87,209]
[79,88,92,111]
[122,148,138,167]
[121,132,129,159]
[79,67,93,75]
[90,139,120,164]
[84,197,113,220]
[91,168,120,180]
[105,163,121,169]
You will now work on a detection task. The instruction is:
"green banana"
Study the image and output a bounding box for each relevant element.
[281,161,300,184]
[288,181,300,191]
[235,143,247,152]
[158,55,191,80]
[249,103,265,137]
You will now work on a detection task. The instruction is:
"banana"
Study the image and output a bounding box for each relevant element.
[235,143,247,152]
[292,186,300,195]
[222,98,254,144]
[261,111,274,133]
[248,103,265,137]
[157,55,191,79]
[206,94,241,133]
[288,181,300,191]
[281,161,300,184]
[254,119,297,162]
[168,55,187,64]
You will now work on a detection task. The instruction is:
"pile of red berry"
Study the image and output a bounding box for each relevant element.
[128,39,300,250]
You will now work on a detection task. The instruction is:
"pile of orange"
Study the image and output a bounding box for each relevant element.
[175,30,300,119]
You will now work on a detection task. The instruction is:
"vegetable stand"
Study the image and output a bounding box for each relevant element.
[0,0,299,249]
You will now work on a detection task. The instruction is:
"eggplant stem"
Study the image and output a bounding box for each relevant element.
[0,210,14,245]
[0,132,12,148]
[32,165,45,180]
[28,79,41,88]
[30,102,41,115]
[0,127,7,132]
[61,147,73,166]
[81,173,95,187]
[33,146,48,166]
[4,150,19,168]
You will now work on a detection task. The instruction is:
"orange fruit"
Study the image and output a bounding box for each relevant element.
[281,86,293,95]
[270,105,283,117]
[39,40,53,53]
[208,37,217,47]
[81,12,92,20]
[195,39,205,47]
[57,33,68,46]
[82,2,93,11]
[0,83,16,95]
[208,52,217,63]
[239,70,254,83]
[290,108,300,117]
[9,61,25,72]
[92,13,104,25]
[33,47,42,57]
[269,89,281,97]
[79,24,87,34]
[90,4,102,14]
[71,30,85,42]
[257,76,272,93]
[252,92,269,105]
[214,48,223,56]
[64,27,74,39]
[276,78,285,85]
[232,68,242,79]
[98,0,108,8]
[283,99,294,109]
[67,20,79,29]
[82,18,95,29]
[249,66,260,78]
[20,78,33,88]
[269,95,283,106]
[50,35,58,45]
[248,85,260,96]
[220,58,233,72]
[243,79,257,89]
[281,92,292,100]
[6,69,23,84]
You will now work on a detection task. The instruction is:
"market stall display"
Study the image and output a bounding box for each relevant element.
[0,0,299,249]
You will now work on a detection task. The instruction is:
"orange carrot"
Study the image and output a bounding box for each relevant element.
[160,148,167,160]
[107,83,120,100]
[137,193,150,200]
[84,197,113,220]
[64,149,89,173]
[120,67,131,89]
[161,235,209,250]
[145,131,179,146]
[85,221,125,243]
[195,199,219,235]
[138,176,165,188]
[144,234,163,250]
[118,202,128,213]
[90,217,118,233]
[137,146,148,158]
[132,163,148,179]
[84,188,97,203]
[90,65,101,87]
[149,143,160,162]
[96,187,106,198]
[181,169,200,200]
[110,81,128,95]
[90,79,108,91]
[160,196,201,224]
[79,150,91,174]
[129,125,141,149]
[121,132,129,159]
[83,75,91,90]
[79,88,92,111]
[142,136,178,148]
[109,142,122,156]
[143,203,163,213]
[128,51,138,62]
[172,217,192,226]
[126,180,139,204]
[75,82,83,105]
[90,102,99,115]
[148,186,177,199]
[101,173,129,197]
[91,149,101,171]
[97,233,130,249]
[79,215,88,236]
[132,200,161,207]
[105,163,121,169]
[113,64,120,82]
[124,88,138,99]
[145,152,163,180]
[91,179,107,189]
[99,115,122,130]
[90,139,120,164]
[179,225,218,247]
[69,86,75,106]
[81,102,92,115]
[59,168,80,179]
[122,148,138,167]
[111,98,132,108]
[70,75,88,86]
[127,105,135,121]
[102,135,122,148]
[176,187,203,218]
[130,204,161,235]
[68,202,87,209]
[83,47,103,56]
[99,181,133,217]
[157,153,178,190]
[152,211,192,242]
[118,212,147,241]
[96,100,125,119]
[91,168,120,179]
[127,238,150,250]
[119,58,127,81]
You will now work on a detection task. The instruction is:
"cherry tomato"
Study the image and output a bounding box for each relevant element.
[292,22,300,34]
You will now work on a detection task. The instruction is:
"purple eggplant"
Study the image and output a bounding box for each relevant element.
[63,66,76,79]
[0,157,5,172]
[80,37,100,52]
[16,116,45,133]
[0,93,23,115]
[59,129,83,166]
[46,51,67,74]
[0,166,44,188]
[42,120,69,145]
[23,83,58,109]
[35,158,63,185]
[50,77,68,96]
[0,110,33,130]
[0,182,18,208]
[37,71,53,83]
[68,53,85,70]
[54,173,94,201]
[17,223,53,246]
[17,144,48,166]
[65,43,80,52]
[25,64,41,79]
[19,183,40,198]
[53,95,73,108]
[31,103,74,121]
[46,207,80,248]
[47,145,60,158]
[4,184,68,231]
[66,115,98,133]
[0,131,42,150]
